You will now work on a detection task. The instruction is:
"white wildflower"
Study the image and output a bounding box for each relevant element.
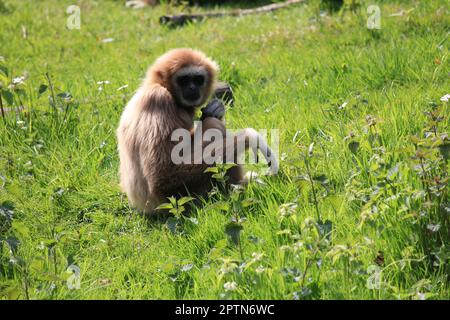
[279,203,297,217]
[251,252,264,262]
[440,94,450,102]
[12,76,26,85]
[339,101,348,110]
[255,265,265,274]
[223,281,238,292]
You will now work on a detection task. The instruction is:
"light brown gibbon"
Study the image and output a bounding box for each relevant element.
[117,48,278,214]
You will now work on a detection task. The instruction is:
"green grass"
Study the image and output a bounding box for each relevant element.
[0,0,449,299]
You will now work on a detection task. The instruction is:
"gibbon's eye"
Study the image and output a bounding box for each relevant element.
[177,75,190,86]
[193,75,205,86]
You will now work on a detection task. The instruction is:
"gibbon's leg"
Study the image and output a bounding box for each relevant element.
[217,128,278,177]
[163,118,278,203]
[197,118,279,182]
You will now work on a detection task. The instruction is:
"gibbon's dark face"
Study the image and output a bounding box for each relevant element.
[172,65,209,108]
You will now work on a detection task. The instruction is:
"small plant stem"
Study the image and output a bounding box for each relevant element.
[45,72,58,121]
[53,247,58,276]
[300,258,313,288]
[305,159,321,222]
[22,266,30,300]
[238,237,244,261]
[62,103,70,123]
[234,210,244,261]
[0,94,5,124]
[300,248,318,288]
[419,157,432,202]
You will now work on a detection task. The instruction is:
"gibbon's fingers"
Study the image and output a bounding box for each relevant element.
[201,99,225,120]
[213,82,234,107]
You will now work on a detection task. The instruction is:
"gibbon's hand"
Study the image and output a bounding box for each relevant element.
[213,81,234,107]
[201,98,225,120]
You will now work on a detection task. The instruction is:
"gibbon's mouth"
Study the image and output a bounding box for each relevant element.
[181,94,202,107]
[183,92,201,102]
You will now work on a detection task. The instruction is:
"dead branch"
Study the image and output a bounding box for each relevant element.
[159,0,306,27]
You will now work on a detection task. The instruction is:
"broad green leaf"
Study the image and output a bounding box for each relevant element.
[348,141,359,154]
[204,167,218,173]
[225,222,243,246]
[178,196,194,206]
[0,65,8,77]
[241,198,260,208]
[156,203,173,210]
[168,196,177,206]
[2,90,13,105]
[208,201,229,212]
[166,217,178,234]
[12,221,29,238]
[38,84,48,95]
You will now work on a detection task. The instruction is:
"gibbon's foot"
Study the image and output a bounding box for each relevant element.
[201,98,225,120]
[213,81,234,107]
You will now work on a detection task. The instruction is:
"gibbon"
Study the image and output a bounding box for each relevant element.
[117,48,278,214]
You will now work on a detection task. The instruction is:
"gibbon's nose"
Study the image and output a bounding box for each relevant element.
[184,87,200,101]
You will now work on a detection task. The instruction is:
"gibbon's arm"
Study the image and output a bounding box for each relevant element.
[136,84,180,186]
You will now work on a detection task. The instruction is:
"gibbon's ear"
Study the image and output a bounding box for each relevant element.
[155,70,165,83]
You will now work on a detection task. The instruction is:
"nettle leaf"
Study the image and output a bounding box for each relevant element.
[208,201,229,212]
[0,281,21,300]
[156,203,173,210]
[386,164,400,181]
[348,141,360,154]
[177,196,194,206]
[2,90,13,105]
[313,174,329,185]
[180,263,194,272]
[318,219,333,239]
[248,235,262,244]
[409,135,421,145]
[298,283,321,300]
[0,201,14,232]
[38,84,48,95]
[177,206,185,215]
[30,259,45,273]
[43,239,57,249]
[326,195,344,210]
[15,89,26,97]
[166,217,178,234]
[0,65,8,77]
[241,198,260,208]
[186,217,198,225]
[221,163,237,171]
[295,174,311,182]
[438,143,450,160]
[160,261,175,273]
[168,196,177,206]
[212,173,223,180]
[4,237,20,254]
[57,92,72,100]
[204,167,218,174]
[12,221,29,238]
[225,222,243,246]
[67,254,75,266]
[169,207,183,217]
